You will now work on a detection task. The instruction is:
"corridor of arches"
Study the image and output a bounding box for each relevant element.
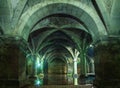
[0,0,120,88]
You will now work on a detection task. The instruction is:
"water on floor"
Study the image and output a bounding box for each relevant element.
[35,74,95,85]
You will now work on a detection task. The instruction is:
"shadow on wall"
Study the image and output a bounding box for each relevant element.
[0,27,3,35]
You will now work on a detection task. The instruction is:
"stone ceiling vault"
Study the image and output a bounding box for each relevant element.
[0,0,120,66]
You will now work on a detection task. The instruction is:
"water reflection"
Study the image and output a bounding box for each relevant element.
[43,74,73,85]
[36,74,95,85]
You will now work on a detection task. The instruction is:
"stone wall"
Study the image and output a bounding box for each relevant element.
[0,36,28,88]
[94,37,120,88]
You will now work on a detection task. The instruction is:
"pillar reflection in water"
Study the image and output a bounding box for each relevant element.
[41,58,74,85]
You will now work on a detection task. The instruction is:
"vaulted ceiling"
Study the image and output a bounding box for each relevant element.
[0,0,120,63]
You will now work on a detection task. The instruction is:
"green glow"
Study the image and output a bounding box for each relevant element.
[40,59,44,71]
[35,78,43,86]
[36,56,41,68]
[36,62,41,68]
[36,80,40,85]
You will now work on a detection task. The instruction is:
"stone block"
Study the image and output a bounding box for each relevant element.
[0,35,28,88]
[94,37,120,88]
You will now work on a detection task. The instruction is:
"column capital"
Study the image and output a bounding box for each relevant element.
[73,59,77,62]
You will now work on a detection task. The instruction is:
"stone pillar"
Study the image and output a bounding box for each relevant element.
[0,35,28,88]
[91,59,95,73]
[31,55,37,77]
[26,54,38,85]
[43,61,48,85]
[73,58,78,85]
[94,36,120,88]
[80,54,87,76]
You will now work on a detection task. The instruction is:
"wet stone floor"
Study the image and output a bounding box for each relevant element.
[42,74,94,85]
[21,74,94,88]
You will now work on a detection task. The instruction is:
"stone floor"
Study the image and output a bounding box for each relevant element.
[0,74,94,88]
[20,74,94,88]
[22,85,93,88]
[42,85,93,88]
[43,74,94,85]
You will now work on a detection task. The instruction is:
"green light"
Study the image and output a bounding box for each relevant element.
[36,80,40,85]
[35,79,41,85]
[36,63,41,68]
[36,56,41,68]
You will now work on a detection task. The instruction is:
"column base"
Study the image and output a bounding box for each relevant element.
[73,74,78,85]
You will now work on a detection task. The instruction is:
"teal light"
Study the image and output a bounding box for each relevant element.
[35,79,41,85]
[34,77,43,86]
[36,80,40,85]
[36,63,41,68]
[36,56,41,68]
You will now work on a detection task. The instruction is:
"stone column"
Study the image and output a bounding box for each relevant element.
[80,53,87,76]
[27,54,38,85]
[0,35,28,88]
[73,58,78,85]
[30,54,37,78]
[94,36,120,88]
[91,59,95,73]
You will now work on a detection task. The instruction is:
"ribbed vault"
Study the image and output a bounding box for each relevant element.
[14,1,107,41]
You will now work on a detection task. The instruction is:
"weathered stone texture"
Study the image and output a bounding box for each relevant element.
[94,37,120,88]
[0,36,28,88]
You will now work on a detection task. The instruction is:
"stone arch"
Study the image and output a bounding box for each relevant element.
[14,1,107,41]
[41,44,73,63]
[29,28,80,52]
[31,16,88,33]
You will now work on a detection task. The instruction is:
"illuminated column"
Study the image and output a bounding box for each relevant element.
[73,49,80,85]
[40,57,44,74]
[33,55,37,77]
[73,57,78,85]
[66,47,79,85]
[27,54,38,78]
[91,59,95,73]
